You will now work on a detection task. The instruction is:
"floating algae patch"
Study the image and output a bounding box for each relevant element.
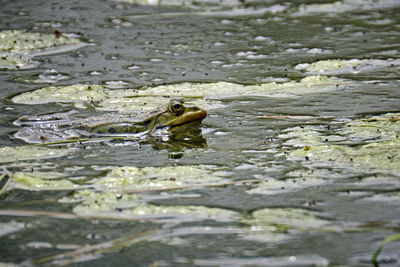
[243,208,330,229]
[137,76,351,98]
[0,30,83,54]
[11,84,109,106]
[278,125,344,147]
[12,171,82,191]
[94,165,229,191]
[0,30,86,70]
[0,54,38,70]
[238,208,332,243]
[113,0,242,11]
[11,76,351,110]
[289,137,400,174]
[68,190,237,223]
[295,59,400,75]
[10,83,223,111]
[0,146,69,163]
[340,113,400,142]
[248,167,353,196]
[247,176,325,196]
[294,0,400,15]
[284,113,400,174]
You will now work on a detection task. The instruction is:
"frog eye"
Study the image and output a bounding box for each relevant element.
[169,100,184,114]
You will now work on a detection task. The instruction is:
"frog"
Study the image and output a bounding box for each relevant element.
[90,99,207,135]
[14,99,207,144]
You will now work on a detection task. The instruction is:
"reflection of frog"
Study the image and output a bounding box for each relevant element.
[14,99,207,144]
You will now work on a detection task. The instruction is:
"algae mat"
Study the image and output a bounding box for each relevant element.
[1,0,400,266]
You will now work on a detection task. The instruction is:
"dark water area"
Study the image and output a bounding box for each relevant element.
[1,0,400,266]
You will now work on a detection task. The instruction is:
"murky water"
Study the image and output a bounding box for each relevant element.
[1,0,400,266]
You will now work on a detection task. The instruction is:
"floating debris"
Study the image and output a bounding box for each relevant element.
[12,171,82,191]
[0,145,70,163]
[287,113,400,174]
[295,59,400,75]
[0,29,87,70]
[11,76,351,110]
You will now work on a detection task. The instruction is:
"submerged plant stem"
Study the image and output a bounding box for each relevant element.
[371,233,400,266]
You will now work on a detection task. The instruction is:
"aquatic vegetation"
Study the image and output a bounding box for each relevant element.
[341,113,400,141]
[11,76,350,110]
[0,145,69,163]
[113,0,241,9]
[0,29,86,69]
[246,175,325,195]
[70,190,237,222]
[0,54,38,70]
[243,208,330,229]
[295,0,400,15]
[1,0,400,265]
[238,208,332,243]
[12,171,81,191]
[372,234,400,265]
[287,113,400,174]
[137,76,350,98]
[295,59,400,75]
[94,165,229,191]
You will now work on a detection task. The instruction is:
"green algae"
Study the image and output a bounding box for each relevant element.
[11,75,350,110]
[0,146,69,163]
[246,176,325,195]
[12,171,81,191]
[290,139,400,173]
[66,190,237,222]
[0,30,86,70]
[11,84,109,106]
[287,113,400,174]
[0,54,38,70]
[0,30,82,54]
[244,208,330,229]
[295,59,400,75]
[113,0,242,11]
[238,208,332,243]
[295,0,400,15]
[137,76,349,98]
[341,113,400,141]
[94,165,229,191]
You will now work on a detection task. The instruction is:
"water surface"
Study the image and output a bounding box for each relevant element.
[1,0,400,266]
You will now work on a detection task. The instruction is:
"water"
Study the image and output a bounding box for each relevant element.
[1,0,400,266]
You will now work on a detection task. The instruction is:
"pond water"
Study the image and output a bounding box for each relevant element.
[1,0,400,266]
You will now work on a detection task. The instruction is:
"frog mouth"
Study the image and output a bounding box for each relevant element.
[166,108,207,127]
